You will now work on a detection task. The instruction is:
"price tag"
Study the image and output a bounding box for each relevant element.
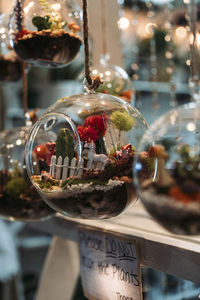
[78,229,142,300]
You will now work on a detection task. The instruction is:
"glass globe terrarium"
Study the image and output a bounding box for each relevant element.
[0,125,54,221]
[26,92,148,219]
[0,13,22,81]
[133,102,200,235]
[9,0,82,67]
[80,55,134,104]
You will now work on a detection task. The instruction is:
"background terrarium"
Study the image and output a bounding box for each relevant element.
[79,54,134,104]
[0,124,54,221]
[9,0,82,67]
[26,92,148,219]
[133,102,200,235]
[0,13,22,81]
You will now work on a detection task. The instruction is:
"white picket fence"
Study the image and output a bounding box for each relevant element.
[49,155,105,181]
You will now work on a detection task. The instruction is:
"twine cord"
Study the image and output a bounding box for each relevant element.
[22,62,28,115]
[82,0,102,90]
[101,0,107,56]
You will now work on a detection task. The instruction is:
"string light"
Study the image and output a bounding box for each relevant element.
[146,1,159,110]
[164,1,177,108]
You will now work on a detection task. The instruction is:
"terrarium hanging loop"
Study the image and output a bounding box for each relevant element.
[82,0,103,91]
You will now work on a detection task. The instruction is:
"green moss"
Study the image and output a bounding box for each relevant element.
[5,177,28,200]
[110,110,134,131]
[35,180,54,191]
[32,16,52,31]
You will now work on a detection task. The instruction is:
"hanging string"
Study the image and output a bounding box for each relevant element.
[22,62,28,115]
[82,0,102,91]
[101,0,107,56]
[165,1,177,108]
[14,0,23,32]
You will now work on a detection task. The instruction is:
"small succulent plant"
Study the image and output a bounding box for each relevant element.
[56,128,74,162]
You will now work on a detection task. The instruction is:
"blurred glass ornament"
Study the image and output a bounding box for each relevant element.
[0,113,54,221]
[133,102,200,235]
[26,92,148,219]
[0,13,22,81]
[9,0,82,67]
[80,54,134,104]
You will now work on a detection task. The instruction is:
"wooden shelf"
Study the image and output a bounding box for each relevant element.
[30,201,200,284]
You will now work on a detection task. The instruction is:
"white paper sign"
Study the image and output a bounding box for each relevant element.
[79,229,142,300]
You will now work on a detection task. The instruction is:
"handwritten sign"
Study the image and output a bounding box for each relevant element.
[78,229,142,300]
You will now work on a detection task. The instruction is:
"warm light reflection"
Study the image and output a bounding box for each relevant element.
[145,22,157,36]
[92,69,98,75]
[186,122,196,132]
[175,26,187,39]
[118,17,130,30]
[165,34,171,42]
[105,71,111,76]
[16,139,22,146]
[24,1,34,14]
[52,3,61,11]
[107,83,112,88]
[186,59,190,66]
[0,27,5,34]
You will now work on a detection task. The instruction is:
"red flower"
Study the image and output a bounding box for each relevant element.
[84,113,108,137]
[77,125,99,142]
[16,28,31,40]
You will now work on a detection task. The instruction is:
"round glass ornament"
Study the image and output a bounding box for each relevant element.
[133,102,200,235]
[80,55,134,104]
[0,126,54,221]
[26,92,148,219]
[0,13,22,81]
[9,0,82,67]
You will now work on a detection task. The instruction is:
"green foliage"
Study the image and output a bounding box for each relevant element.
[174,144,200,182]
[56,128,74,162]
[157,137,177,152]
[32,16,52,31]
[33,0,67,30]
[36,180,54,191]
[5,177,28,200]
[110,110,134,131]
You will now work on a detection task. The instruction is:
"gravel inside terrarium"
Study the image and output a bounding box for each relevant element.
[37,179,124,199]
[140,186,200,216]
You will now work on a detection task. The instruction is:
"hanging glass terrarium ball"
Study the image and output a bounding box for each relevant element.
[0,126,54,221]
[80,55,134,104]
[0,13,22,81]
[133,102,200,235]
[26,92,148,219]
[9,0,82,67]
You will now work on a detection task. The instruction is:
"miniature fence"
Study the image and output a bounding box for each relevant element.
[49,155,105,181]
